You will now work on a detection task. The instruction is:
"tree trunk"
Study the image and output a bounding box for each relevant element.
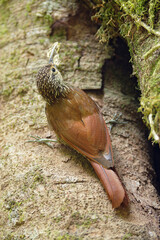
[0,0,159,239]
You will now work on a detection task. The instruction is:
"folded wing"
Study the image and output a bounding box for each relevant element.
[45,88,114,168]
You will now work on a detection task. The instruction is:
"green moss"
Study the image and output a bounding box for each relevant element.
[35,1,54,27]
[121,0,148,18]
[0,2,10,45]
[39,38,45,44]
[91,0,160,143]
[26,3,32,12]
[139,94,160,142]
[0,0,10,6]
[4,199,21,211]
[52,215,63,223]
[33,173,44,183]
[44,14,53,25]
[1,85,14,98]
[4,235,26,240]
[92,0,160,42]
[17,86,29,96]
[0,24,8,36]
[80,217,95,228]
[70,212,98,229]
[92,1,123,43]
[3,199,25,226]
[150,56,160,77]
[23,168,45,191]
[122,233,132,240]
[8,49,21,65]
[25,0,36,13]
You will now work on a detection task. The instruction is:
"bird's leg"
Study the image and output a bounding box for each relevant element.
[106,113,127,132]
[26,135,57,149]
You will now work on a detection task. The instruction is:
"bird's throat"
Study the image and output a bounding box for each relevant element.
[37,74,70,105]
[40,81,70,105]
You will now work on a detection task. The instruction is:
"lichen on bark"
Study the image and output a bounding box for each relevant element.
[0,0,160,239]
[86,0,160,144]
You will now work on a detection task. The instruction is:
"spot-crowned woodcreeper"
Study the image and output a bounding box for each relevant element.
[36,43,127,208]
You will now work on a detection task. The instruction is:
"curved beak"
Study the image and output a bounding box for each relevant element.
[49,45,57,63]
[49,42,60,64]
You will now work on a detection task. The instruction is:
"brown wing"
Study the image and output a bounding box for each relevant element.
[45,88,114,168]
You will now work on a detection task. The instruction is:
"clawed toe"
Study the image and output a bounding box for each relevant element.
[106,113,128,131]
[25,135,57,148]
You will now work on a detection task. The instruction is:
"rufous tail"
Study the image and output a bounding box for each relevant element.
[90,161,127,208]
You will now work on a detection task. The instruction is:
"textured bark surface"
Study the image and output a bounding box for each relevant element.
[0,0,160,239]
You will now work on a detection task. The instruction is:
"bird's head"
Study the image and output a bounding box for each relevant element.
[36,43,69,104]
[36,42,62,86]
[36,43,63,102]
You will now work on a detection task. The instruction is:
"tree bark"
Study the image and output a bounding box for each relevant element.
[0,0,159,239]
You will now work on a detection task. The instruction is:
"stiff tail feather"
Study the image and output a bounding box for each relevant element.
[90,161,127,208]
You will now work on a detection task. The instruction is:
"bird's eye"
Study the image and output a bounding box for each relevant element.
[52,68,56,72]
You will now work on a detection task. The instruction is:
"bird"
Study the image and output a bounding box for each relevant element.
[36,43,128,208]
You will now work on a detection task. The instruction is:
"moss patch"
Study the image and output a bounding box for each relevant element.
[91,0,160,144]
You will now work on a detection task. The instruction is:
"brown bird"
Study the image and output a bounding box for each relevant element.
[36,44,127,208]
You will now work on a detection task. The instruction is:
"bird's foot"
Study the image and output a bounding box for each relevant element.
[26,135,57,149]
[106,113,127,131]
